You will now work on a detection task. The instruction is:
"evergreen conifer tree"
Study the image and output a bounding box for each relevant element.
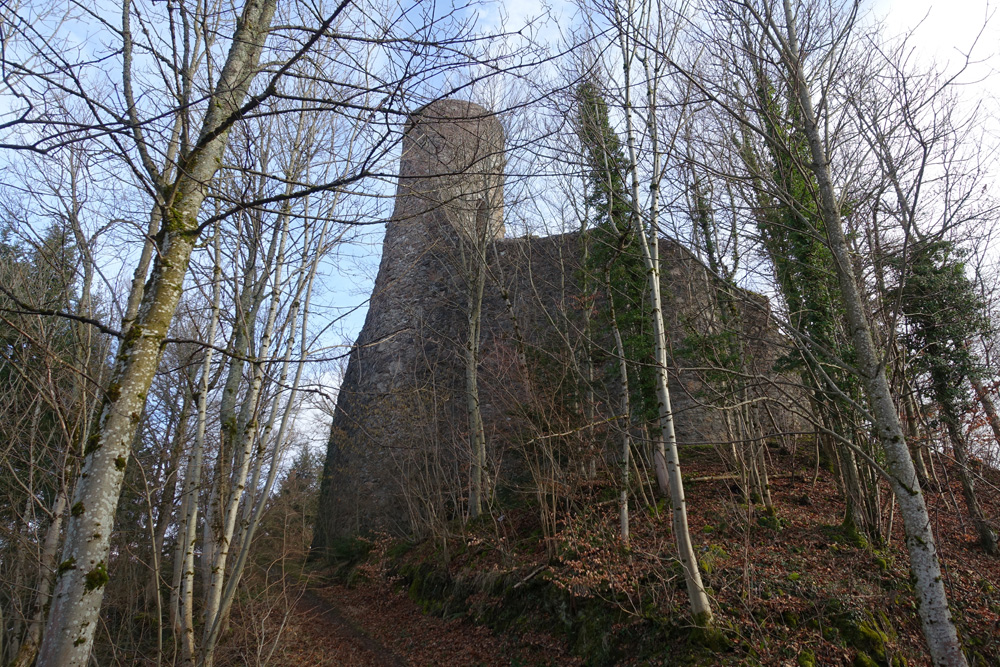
[576,81,657,425]
[894,240,998,554]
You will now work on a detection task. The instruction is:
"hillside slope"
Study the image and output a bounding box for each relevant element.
[295,444,999,666]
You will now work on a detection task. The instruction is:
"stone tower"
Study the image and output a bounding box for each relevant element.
[314,99,806,548]
[364,98,504,392]
[314,100,506,543]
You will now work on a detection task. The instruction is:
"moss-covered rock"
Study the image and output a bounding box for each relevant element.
[854,650,879,667]
[690,623,731,653]
[781,611,800,629]
[396,557,736,666]
[829,606,895,666]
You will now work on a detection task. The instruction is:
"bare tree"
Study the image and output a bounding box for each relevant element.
[578,0,717,627]
[669,0,969,661]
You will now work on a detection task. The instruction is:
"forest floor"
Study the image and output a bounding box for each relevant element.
[264,443,1000,666]
[273,577,581,666]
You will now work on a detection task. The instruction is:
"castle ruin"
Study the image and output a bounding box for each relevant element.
[314,100,801,547]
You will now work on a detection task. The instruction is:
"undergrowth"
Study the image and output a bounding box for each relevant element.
[312,445,1000,666]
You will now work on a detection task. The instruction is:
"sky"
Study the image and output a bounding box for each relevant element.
[332,0,1000,340]
[875,0,999,174]
[876,0,999,71]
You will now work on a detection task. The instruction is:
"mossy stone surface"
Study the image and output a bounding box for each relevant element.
[797,648,816,667]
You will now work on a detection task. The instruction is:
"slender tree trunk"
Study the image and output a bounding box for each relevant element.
[37,2,278,663]
[175,223,223,666]
[202,245,285,667]
[145,388,192,609]
[204,248,262,590]
[203,211,329,664]
[971,376,1000,449]
[607,269,633,542]
[746,406,775,514]
[10,492,67,667]
[939,395,997,554]
[616,17,713,624]
[633,225,713,625]
[903,391,930,487]
[779,2,966,662]
[466,242,488,519]
[121,208,161,336]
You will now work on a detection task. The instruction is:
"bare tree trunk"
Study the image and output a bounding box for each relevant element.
[971,376,1000,449]
[466,240,488,519]
[632,224,713,625]
[202,208,330,664]
[175,223,223,666]
[145,387,193,609]
[607,269,633,542]
[203,238,265,591]
[941,401,997,554]
[903,391,930,487]
[616,7,714,624]
[10,492,67,667]
[778,2,966,661]
[202,227,286,667]
[121,208,161,337]
[37,1,279,662]
[745,405,774,514]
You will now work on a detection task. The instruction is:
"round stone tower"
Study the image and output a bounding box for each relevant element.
[314,100,505,542]
[364,98,505,390]
[381,98,505,277]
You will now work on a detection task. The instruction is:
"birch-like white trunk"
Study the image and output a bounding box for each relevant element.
[201,204,326,667]
[37,1,278,663]
[201,220,287,665]
[779,2,966,662]
[614,2,714,625]
[175,222,223,666]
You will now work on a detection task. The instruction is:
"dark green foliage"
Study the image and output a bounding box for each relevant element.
[0,226,81,386]
[691,172,724,279]
[889,239,999,552]
[576,82,632,239]
[0,224,93,613]
[322,536,375,574]
[892,239,989,420]
[749,81,847,377]
[575,80,658,423]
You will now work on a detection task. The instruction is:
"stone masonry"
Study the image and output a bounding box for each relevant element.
[313,100,802,547]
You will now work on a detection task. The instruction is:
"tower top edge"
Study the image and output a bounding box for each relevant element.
[407,98,495,124]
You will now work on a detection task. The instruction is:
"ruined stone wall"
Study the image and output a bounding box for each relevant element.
[313,101,803,548]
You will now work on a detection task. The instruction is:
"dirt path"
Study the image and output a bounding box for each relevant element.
[273,579,579,666]
[282,588,409,666]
